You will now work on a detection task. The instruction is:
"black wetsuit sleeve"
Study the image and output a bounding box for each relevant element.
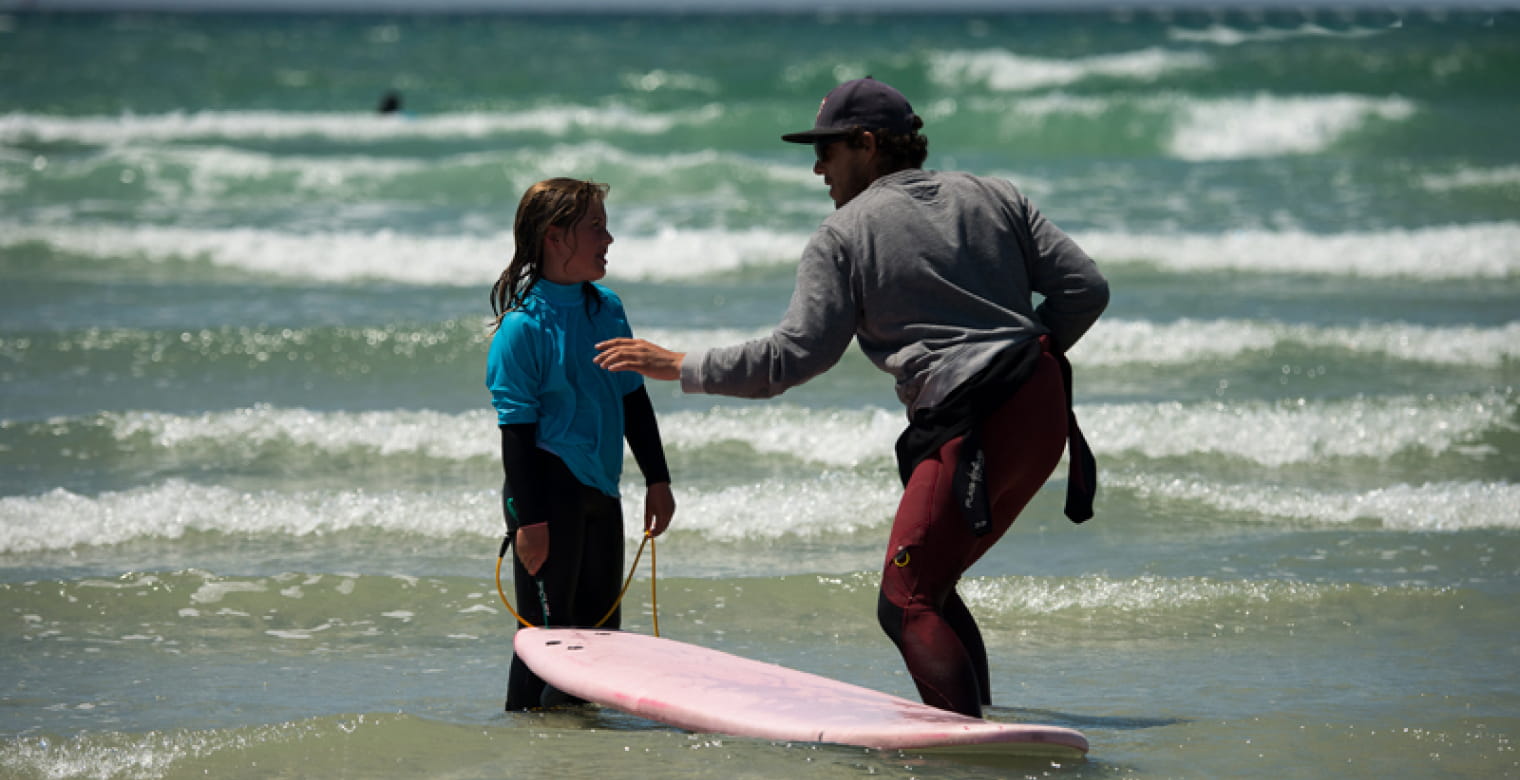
[622,386,671,486]
[499,422,547,529]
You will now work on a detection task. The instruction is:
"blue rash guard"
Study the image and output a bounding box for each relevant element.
[486,279,643,498]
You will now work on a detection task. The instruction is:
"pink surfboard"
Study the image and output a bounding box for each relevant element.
[513,627,1088,757]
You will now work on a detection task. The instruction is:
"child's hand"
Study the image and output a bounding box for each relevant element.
[515,523,549,576]
[643,482,676,538]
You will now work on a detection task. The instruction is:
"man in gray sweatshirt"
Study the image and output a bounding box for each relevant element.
[596,77,1108,718]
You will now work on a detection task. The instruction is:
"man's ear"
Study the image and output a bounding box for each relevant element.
[860,131,884,175]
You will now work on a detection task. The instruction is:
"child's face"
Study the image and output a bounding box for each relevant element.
[543,200,613,284]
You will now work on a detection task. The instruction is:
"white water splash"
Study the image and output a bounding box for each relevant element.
[1071,319,1520,368]
[928,47,1212,92]
[56,386,1520,469]
[1166,92,1416,160]
[0,105,723,145]
[1078,223,1520,279]
[1109,474,1520,531]
[10,219,1513,283]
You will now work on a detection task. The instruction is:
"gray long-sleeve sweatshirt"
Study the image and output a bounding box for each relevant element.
[679,168,1109,417]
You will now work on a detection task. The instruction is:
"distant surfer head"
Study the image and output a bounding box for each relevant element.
[491,178,611,321]
[376,90,402,114]
[781,77,928,208]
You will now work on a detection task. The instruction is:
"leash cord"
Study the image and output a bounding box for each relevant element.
[495,530,659,636]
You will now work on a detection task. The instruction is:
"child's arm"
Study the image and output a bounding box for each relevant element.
[500,422,549,574]
[623,386,675,537]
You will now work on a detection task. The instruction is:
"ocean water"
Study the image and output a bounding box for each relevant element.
[2,7,1518,779]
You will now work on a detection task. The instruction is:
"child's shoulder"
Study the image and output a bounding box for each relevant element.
[493,303,548,341]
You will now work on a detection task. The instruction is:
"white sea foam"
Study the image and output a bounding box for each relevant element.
[1166,92,1415,160]
[657,405,905,468]
[0,480,501,553]
[1071,318,1520,368]
[947,90,1414,160]
[1420,164,1520,192]
[0,93,1417,172]
[108,406,497,461]
[1078,222,1520,279]
[1167,22,1388,46]
[76,387,1514,471]
[1108,474,1520,531]
[18,140,815,208]
[620,68,721,94]
[0,474,898,553]
[5,471,1508,555]
[0,734,184,780]
[103,144,431,196]
[0,105,723,145]
[925,49,1414,161]
[8,317,1511,373]
[1,222,808,284]
[1086,390,1515,467]
[91,403,895,467]
[928,47,1212,92]
[5,222,508,284]
[189,579,268,605]
[960,573,1341,616]
[10,219,1516,282]
[0,721,316,780]
[599,227,809,280]
[657,392,1515,469]
[724,389,1517,468]
[658,472,900,541]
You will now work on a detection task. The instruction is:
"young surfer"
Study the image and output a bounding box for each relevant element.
[595,78,1107,717]
[487,177,677,710]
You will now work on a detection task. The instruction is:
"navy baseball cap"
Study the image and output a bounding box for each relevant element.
[781,77,920,143]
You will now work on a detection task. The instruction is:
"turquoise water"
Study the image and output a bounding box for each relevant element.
[2,8,1518,779]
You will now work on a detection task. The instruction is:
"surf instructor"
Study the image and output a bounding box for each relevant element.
[595,77,1107,717]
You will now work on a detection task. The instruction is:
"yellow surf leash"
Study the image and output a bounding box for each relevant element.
[494,529,660,637]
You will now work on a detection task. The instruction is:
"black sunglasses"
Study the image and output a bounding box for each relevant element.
[813,140,841,163]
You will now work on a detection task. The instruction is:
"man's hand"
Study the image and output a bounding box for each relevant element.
[594,338,684,381]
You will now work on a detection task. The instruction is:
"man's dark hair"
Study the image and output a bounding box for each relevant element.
[842,117,929,173]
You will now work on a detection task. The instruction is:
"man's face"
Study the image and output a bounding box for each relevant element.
[813,135,877,209]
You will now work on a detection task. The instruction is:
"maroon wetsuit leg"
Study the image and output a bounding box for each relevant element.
[878,349,1069,716]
